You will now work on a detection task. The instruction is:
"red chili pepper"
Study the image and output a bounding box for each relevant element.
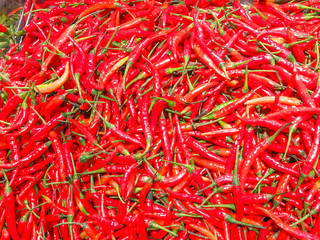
[255,205,320,240]
[48,131,66,181]
[61,133,74,179]
[141,55,161,100]
[296,115,320,190]
[123,30,169,85]
[0,141,51,169]
[225,128,245,173]
[0,92,28,127]
[120,163,138,201]
[2,170,20,240]
[23,112,70,149]
[240,123,291,192]
[19,170,46,198]
[20,214,33,240]
[168,23,194,62]
[193,43,226,79]
[185,135,225,164]
[40,25,75,76]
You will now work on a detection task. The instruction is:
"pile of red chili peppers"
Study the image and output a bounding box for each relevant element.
[2,0,320,239]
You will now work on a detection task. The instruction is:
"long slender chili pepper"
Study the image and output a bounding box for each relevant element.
[193,43,226,78]
[168,23,194,62]
[9,95,37,133]
[79,1,119,18]
[1,93,29,134]
[239,123,291,192]
[295,115,320,190]
[255,205,320,240]
[139,94,153,151]
[232,146,244,220]
[0,92,28,128]
[24,111,73,148]
[141,55,161,107]
[48,130,67,181]
[185,135,225,164]
[123,30,169,87]
[40,26,75,77]
[225,128,245,173]
[0,141,51,169]
[2,170,20,240]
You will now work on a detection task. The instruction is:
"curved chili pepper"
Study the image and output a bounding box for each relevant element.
[48,131,66,181]
[239,123,291,192]
[295,115,320,190]
[123,30,170,83]
[36,62,70,93]
[185,135,225,164]
[40,25,75,76]
[120,163,138,201]
[1,94,29,134]
[168,23,194,62]
[255,205,320,239]
[0,141,51,169]
[0,92,28,128]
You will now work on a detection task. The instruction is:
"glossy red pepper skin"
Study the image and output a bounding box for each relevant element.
[185,135,225,164]
[2,0,320,239]
[297,115,320,187]
[0,92,28,127]
[3,172,21,240]
[0,141,51,169]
